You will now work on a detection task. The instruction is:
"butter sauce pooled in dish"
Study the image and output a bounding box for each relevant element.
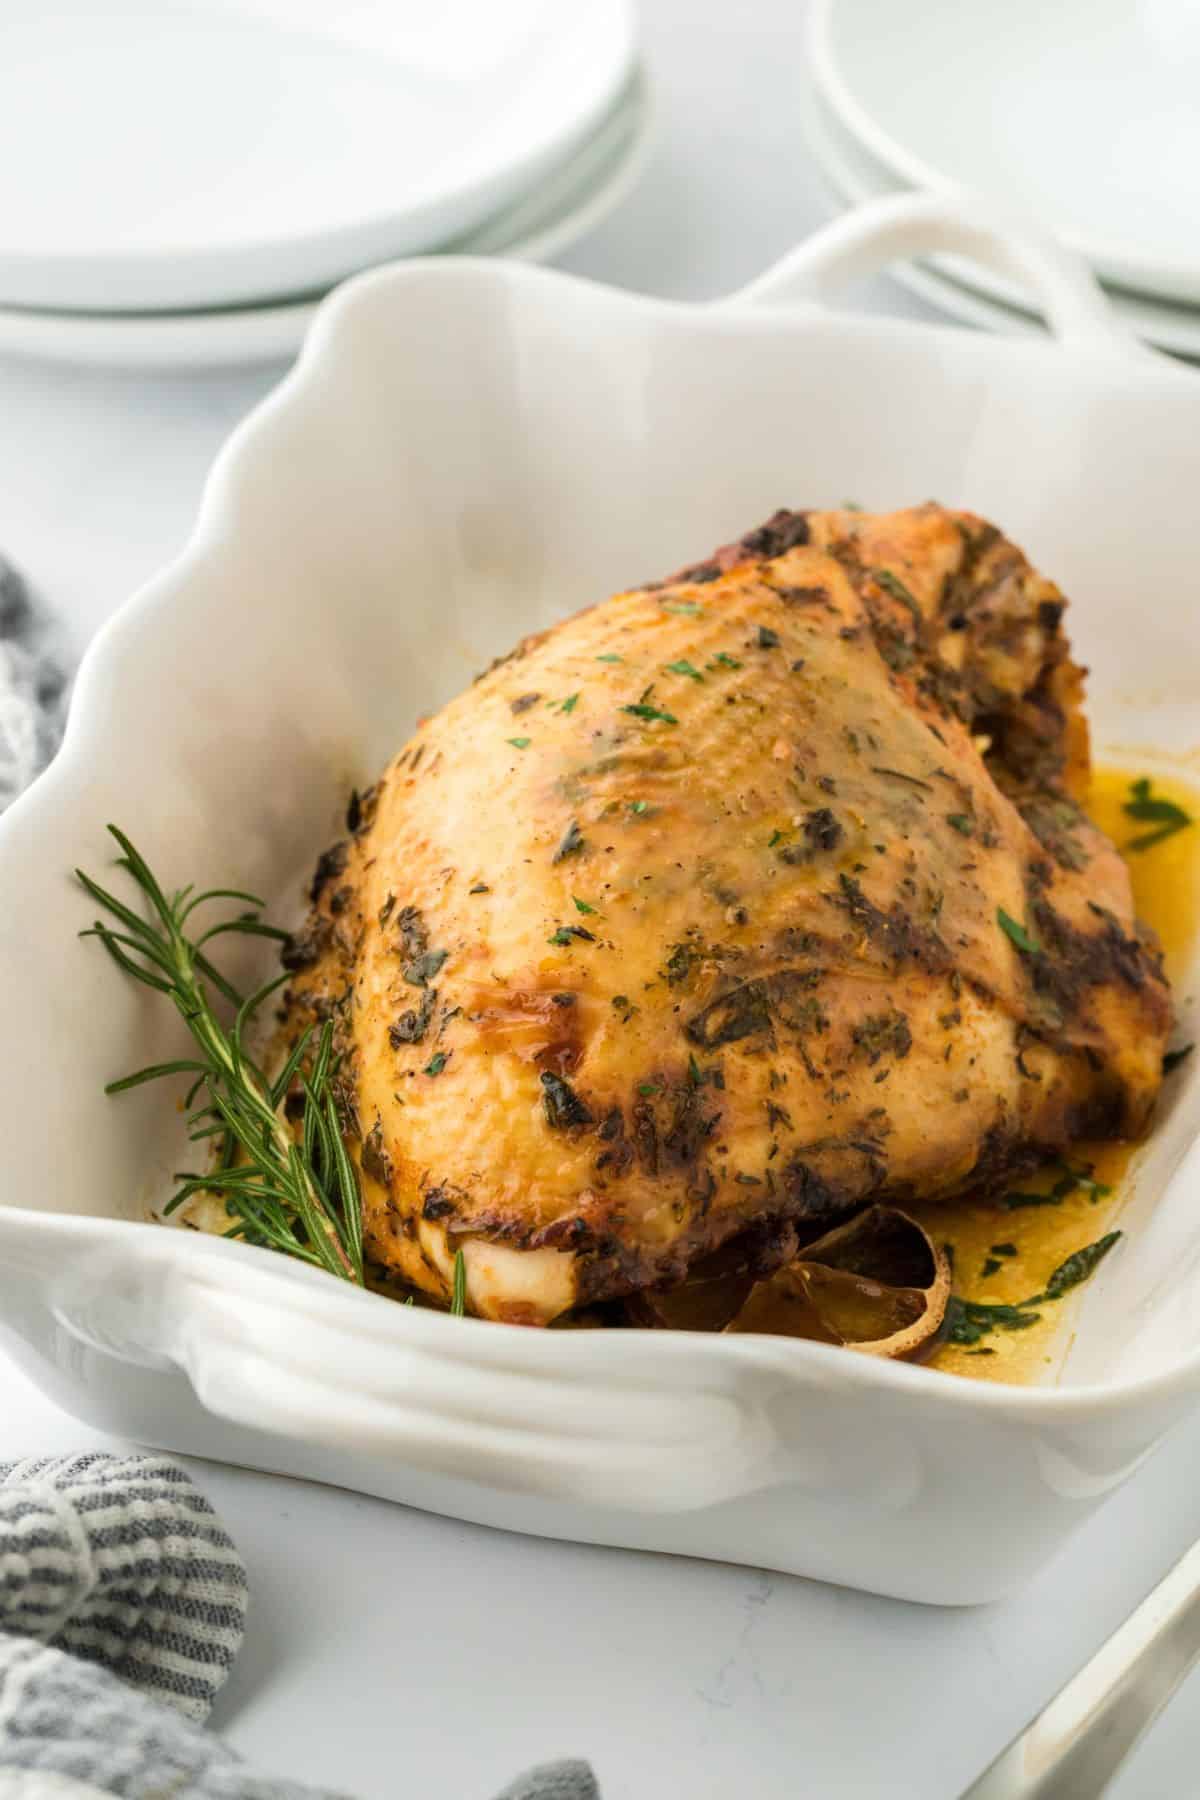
[82,503,1192,1378]
[919,764,1199,1382]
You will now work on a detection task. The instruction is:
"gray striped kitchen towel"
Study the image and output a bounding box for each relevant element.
[0,554,68,814]
[0,1454,599,1798]
[0,1453,246,1724]
[0,1636,343,1799]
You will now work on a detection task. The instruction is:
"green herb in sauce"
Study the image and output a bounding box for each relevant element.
[1043,1232,1122,1299]
[950,1232,1122,1346]
[1123,777,1194,852]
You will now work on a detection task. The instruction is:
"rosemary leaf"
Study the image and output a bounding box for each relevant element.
[270,1023,315,1109]
[450,1249,467,1317]
[104,1058,209,1095]
[179,886,269,922]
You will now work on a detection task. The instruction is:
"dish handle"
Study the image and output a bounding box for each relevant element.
[725,190,1143,358]
[29,1239,785,1516]
[0,1216,855,1517]
[0,1213,912,1519]
[161,1270,790,1514]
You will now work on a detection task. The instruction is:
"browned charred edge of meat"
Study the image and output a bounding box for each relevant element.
[1023,890,1171,1068]
[655,508,811,588]
[380,1087,1096,1311]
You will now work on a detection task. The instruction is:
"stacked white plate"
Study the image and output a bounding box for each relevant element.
[805,0,1200,358]
[0,1,648,368]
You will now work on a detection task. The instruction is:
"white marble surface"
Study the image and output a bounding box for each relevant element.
[1,3,1196,1796]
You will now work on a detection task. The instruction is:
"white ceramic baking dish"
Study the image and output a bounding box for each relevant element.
[1,193,1198,1606]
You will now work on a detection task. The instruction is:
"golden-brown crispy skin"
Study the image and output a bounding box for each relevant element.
[281,504,1171,1323]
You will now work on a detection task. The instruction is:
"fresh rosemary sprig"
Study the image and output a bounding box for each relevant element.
[77,826,364,1284]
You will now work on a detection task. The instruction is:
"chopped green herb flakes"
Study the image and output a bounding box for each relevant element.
[998,908,1040,955]
[622,702,678,725]
[1044,1232,1122,1299]
[949,1232,1122,1347]
[1123,776,1193,852]
[553,820,584,864]
[874,568,922,625]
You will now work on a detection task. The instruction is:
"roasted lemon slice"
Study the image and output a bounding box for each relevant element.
[725,1206,951,1360]
[626,1205,951,1359]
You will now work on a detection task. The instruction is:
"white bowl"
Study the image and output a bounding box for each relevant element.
[0,193,1197,1605]
[799,63,1200,363]
[809,0,1200,307]
[0,0,636,313]
[0,69,654,372]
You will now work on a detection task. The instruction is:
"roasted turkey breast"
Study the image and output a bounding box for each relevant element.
[281,504,1171,1323]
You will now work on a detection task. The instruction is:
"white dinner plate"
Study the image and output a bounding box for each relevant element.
[800,74,1200,362]
[809,0,1200,306]
[0,0,636,313]
[0,72,653,371]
